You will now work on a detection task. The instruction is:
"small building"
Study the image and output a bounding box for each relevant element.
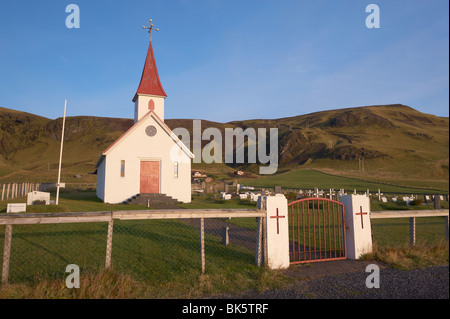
[96,30,193,204]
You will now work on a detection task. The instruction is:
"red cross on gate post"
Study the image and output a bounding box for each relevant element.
[355,206,368,229]
[270,208,285,234]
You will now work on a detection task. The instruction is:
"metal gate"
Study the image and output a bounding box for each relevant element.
[288,198,347,264]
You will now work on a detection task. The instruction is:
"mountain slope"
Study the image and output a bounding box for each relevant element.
[0,104,448,185]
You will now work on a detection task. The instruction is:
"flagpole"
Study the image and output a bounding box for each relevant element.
[56,99,67,205]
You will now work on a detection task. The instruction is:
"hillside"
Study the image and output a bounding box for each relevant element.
[0,104,448,189]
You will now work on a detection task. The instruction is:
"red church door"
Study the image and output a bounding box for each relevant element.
[140,161,160,194]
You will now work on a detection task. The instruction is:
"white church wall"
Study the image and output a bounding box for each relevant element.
[101,114,191,204]
[103,153,141,204]
[96,159,106,201]
[160,148,192,203]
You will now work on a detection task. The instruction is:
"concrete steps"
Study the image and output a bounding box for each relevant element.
[124,193,181,209]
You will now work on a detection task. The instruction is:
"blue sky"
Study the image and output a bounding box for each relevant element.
[0,0,448,122]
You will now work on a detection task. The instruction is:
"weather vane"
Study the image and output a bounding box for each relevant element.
[143,19,159,41]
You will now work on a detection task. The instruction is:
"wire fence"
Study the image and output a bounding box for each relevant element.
[0,210,265,285]
[1,208,448,286]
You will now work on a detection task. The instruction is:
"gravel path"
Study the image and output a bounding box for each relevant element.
[176,218,448,299]
[218,263,449,299]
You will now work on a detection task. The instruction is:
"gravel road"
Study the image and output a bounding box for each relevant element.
[217,262,449,299]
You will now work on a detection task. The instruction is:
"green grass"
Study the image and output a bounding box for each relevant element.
[370,217,449,247]
[241,169,448,193]
[362,240,449,270]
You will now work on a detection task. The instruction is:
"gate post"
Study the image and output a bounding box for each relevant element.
[340,195,373,259]
[257,194,290,269]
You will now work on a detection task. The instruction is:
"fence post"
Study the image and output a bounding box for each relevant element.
[257,194,289,269]
[255,217,263,266]
[200,218,205,274]
[434,196,441,210]
[446,215,449,242]
[105,216,114,269]
[409,217,416,246]
[1,184,5,201]
[2,225,13,284]
[222,226,229,246]
[256,198,268,267]
[340,195,373,259]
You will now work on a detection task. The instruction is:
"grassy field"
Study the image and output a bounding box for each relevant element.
[241,169,449,193]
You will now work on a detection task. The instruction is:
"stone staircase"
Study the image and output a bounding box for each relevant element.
[124,193,181,209]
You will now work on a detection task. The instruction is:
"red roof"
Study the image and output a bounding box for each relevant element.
[133,41,167,100]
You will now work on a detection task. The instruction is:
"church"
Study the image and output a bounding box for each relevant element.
[95,21,193,204]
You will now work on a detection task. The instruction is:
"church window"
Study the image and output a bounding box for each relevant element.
[174,161,179,178]
[145,125,157,137]
[148,99,155,111]
[120,160,125,177]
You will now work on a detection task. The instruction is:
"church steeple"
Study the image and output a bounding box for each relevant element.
[133,19,166,123]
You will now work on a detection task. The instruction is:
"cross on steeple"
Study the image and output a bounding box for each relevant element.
[143,19,159,41]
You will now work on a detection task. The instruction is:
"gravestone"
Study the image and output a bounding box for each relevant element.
[27,191,51,205]
[222,193,232,200]
[251,193,261,202]
[377,189,383,201]
[402,197,412,206]
[274,186,282,194]
[7,203,27,213]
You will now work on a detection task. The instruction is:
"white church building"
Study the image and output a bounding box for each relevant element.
[95,25,193,204]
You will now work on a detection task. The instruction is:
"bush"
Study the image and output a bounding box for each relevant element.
[285,192,297,201]
[411,199,423,206]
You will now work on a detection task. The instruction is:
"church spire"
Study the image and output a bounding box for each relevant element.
[133,19,167,102]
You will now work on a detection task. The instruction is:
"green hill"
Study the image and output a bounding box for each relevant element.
[0,104,448,191]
